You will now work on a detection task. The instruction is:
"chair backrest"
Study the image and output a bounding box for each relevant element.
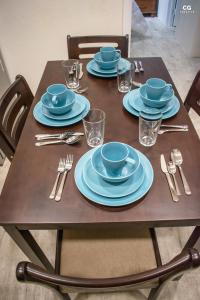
[16,248,200,296]
[184,70,200,115]
[67,35,129,59]
[0,75,33,161]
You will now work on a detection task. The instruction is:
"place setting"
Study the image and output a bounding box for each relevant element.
[86,46,131,78]
[123,77,181,120]
[33,83,90,127]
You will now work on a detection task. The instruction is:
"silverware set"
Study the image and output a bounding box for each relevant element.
[49,154,73,201]
[158,124,189,135]
[35,131,83,146]
[160,149,191,202]
[134,60,144,73]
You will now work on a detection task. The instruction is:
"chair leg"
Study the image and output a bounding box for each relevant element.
[148,282,168,300]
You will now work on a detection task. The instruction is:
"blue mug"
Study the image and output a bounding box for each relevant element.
[100,47,121,62]
[101,142,136,176]
[46,84,67,106]
[146,78,172,100]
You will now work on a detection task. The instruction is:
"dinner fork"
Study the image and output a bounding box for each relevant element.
[49,159,65,199]
[55,154,73,202]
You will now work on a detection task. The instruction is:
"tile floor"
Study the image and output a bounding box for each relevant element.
[0,17,199,300]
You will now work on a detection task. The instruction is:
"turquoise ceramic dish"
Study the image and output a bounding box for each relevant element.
[41,89,75,115]
[42,98,85,120]
[128,90,174,114]
[74,147,154,207]
[140,84,174,108]
[86,58,130,78]
[122,89,180,120]
[91,144,140,183]
[94,52,120,69]
[83,155,144,198]
[33,94,90,127]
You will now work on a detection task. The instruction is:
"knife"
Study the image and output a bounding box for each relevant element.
[35,132,84,140]
[160,154,179,202]
[79,63,83,79]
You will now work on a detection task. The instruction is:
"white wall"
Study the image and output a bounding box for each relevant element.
[157,0,171,26]
[0,0,132,93]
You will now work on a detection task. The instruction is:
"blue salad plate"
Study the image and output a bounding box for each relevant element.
[86,58,131,78]
[123,89,180,120]
[33,94,90,127]
[74,146,154,207]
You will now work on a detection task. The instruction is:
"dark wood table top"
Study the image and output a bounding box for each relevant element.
[0,57,200,229]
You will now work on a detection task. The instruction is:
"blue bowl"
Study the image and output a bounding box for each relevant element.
[91,144,140,183]
[139,84,174,108]
[94,52,120,70]
[41,89,75,115]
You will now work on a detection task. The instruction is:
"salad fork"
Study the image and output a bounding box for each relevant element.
[49,159,65,199]
[55,154,74,201]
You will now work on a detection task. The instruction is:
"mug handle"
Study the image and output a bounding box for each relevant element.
[116,49,121,56]
[125,157,136,165]
[166,84,172,91]
[52,95,58,105]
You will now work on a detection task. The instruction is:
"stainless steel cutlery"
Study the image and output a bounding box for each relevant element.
[167,161,181,195]
[138,61,144,72]
[160,154,179,202]
[49,159,66,199]
[134,60,139,73]
[158,128,189,135]
[35,135,81,146]
[171,149,191,195]
[35,132,84,141]
[50,154,73,202]
[134,60,144,73]
[160,124,188,129]
[55,154,73,201]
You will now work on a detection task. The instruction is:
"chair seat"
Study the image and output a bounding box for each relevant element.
[60,227,157,281]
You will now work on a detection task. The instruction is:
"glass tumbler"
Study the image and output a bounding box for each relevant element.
[61,60,80,89]
[139,110,162,147]
[117,63,134,93]
[82,109,105,148]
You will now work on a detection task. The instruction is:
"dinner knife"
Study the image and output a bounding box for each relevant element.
[79,63,83,79]
[160,154,179,202]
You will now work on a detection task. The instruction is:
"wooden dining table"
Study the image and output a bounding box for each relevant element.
[0,57,200,272]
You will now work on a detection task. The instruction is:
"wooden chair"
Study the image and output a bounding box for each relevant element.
[184,70,200,115]
[16,227,200,300]
[67,35,129,59]
[0,75,33,161]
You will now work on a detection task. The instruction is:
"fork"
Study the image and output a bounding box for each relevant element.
[49,159,65,199]
[55,154,73,202]
[134,60,139,73]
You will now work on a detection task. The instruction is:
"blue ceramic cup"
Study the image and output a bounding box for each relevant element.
[146,78,172,100]
[100,47,121,62]
[101,142,136,176]
[46,84,67,107]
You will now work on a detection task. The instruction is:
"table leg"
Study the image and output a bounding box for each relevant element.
[182,226,200,252]
[4,226,54,272]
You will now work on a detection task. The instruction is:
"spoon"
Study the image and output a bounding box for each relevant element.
[167,161,181,196]
[171,149,191,195]
[158,128,189,134]
[35,135,81,146]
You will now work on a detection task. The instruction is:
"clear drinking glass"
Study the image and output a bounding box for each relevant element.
[139,112,162,147]
[117,63,134,93]
[82,109,105,148]
[61,60,80,89]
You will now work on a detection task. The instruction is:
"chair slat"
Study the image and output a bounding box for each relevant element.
[184,70,200,116]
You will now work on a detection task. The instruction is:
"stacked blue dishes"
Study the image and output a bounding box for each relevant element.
[123,77,180,120]
[33,83,90,127]
[74,142,154,207]
[86,46,131,78]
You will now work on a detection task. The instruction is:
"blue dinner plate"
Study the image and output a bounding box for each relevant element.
[42,96,86,120]
[74,148,154,207]
[128,89,174,114]
[33,95,90,127]
[86,58,130,78]
[90,59,128,74]
[83,152,145,198]
[123,91,180,120]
